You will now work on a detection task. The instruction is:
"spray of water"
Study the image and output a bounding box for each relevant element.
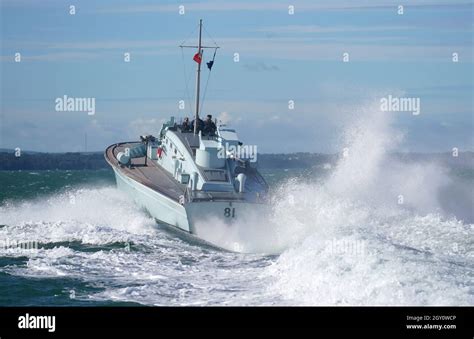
[0,188,274,306]
[193,101,460,255]
[0,187,157,246]
[190,95,472,302]
[262,101,473,305]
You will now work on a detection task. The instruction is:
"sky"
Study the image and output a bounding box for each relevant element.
[0,0,473,153]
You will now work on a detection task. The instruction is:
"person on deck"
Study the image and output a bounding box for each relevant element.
[191,117,204,133]
[203,114,217,136]
[181,117,191,132]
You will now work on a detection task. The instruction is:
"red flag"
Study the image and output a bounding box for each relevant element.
[193,52,202,64]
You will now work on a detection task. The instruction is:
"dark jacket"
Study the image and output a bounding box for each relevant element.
[191,118,204,133]
[203,119,217,136]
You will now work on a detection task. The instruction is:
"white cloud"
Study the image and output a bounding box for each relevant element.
[128,118,167,139]
[217,111,233,124]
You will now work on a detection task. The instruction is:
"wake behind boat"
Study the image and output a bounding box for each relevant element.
[105,20,269,252]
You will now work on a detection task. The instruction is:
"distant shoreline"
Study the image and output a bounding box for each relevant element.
[0,150,472,171]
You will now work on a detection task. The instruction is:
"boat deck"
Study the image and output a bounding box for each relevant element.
[105,140,268,204]
[105,142,187,202]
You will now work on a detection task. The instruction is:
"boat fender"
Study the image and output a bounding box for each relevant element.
[236,173,246,193]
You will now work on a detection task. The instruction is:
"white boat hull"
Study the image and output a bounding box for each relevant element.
[113,167,270,252]
[114,167,190,231]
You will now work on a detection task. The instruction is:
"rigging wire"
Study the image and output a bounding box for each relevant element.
[198,24,219,115]
[203,25,219,48]
[180,22,220,119]
[200,48,218,115]
[179,23,199,47]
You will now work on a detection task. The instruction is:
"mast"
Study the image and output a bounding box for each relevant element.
[180,19,219,134]
[194,19,203,134]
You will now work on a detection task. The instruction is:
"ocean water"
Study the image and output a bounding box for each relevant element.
[0,107,473,306]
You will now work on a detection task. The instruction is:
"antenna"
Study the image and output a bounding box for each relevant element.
[194,19,203,134]
[179,20,220,135]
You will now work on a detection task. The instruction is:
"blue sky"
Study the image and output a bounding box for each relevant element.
[1,0,473,153]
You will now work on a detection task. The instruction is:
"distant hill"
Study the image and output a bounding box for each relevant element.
[0,148,41,154]
[0,150,472,171]
[0,151,108,170]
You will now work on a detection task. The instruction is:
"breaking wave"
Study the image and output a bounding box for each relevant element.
[263,101,473,305]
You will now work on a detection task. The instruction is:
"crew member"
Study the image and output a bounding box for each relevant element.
[181,117,191,132]
[203,114,217,136]
[191,117,204,133]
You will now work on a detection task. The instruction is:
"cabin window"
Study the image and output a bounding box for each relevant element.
[203,169,228,182]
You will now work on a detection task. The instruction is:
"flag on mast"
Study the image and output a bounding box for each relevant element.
[207,48,217,70]
[193,52,202,64]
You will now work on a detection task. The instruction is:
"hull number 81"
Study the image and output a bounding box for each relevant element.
[224,207,235,218]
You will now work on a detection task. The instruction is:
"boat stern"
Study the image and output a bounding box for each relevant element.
[184,200,274,253]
